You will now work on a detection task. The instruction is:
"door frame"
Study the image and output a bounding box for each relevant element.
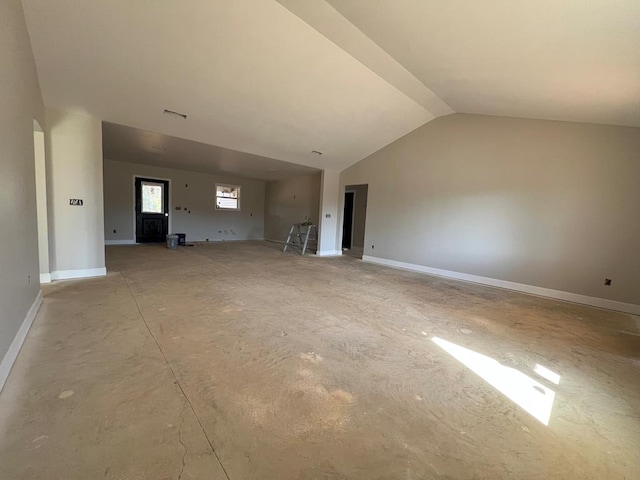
[343,189,356,250]
[132,175,172,243]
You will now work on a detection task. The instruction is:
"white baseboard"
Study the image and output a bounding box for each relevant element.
[105,240,136,245]
[51,267,107,281]
[192,238,261,243]
[39,273,51,284]
[316,250,343,257]
[362,255,640,316]
[0,290,43,392]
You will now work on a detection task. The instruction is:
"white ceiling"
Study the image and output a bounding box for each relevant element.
[22,0,639,179]
[21,0,439,173]
[102,122,319,182]
[327,0,640,127]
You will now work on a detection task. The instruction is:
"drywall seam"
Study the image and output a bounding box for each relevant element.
[363,255,640,316]
[39,273,51,284]
[51,268,107,281]
[0,290,43,392]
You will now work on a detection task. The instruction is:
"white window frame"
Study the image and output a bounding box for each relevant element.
[215,183,241,211]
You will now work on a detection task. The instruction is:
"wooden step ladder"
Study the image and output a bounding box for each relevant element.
[283,223,317,255]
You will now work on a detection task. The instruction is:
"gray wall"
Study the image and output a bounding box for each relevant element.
[104,160,265,242]
[345,184,368,250]
[0,0,44,364]
[47,110,105,275]
[264,173,321,242]
[340,113,640,306]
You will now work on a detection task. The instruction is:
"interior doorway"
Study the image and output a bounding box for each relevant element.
[342,191,355,250]
[342,184,368,259]
[135,177,169,243]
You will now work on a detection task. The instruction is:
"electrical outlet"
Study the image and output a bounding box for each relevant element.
[604,278,612,286]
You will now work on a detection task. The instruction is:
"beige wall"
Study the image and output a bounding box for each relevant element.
[0,0,45,379]
[104,160,265,243]
[340,113,640,308]
[318,170,342,255]
[47,110,105,277]
[264,173,321,242]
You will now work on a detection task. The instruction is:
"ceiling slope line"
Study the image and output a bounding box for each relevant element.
[275,0,454,119]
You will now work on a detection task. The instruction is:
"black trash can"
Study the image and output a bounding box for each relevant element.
[176,233,186,246]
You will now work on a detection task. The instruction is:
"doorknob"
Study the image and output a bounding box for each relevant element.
[165,213,169,216]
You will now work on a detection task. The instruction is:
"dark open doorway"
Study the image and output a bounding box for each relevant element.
[135,177,169,243]
[342,185,368,258]
[342,191,355,249]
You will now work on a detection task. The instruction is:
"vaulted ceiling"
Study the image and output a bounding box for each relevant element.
[22,0,640,175]
[327,0,640,128]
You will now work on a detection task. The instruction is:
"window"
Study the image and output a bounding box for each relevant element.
[216,184,240,210]
[141,181,164,213]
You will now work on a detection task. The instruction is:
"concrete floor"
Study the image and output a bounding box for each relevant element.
[1,241,639,479]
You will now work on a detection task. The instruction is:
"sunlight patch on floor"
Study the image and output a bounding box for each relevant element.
[432,337,558,425]
[534,363,560,385]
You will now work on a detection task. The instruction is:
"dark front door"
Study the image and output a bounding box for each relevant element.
[342,191,354,249]
[135,177,169,243]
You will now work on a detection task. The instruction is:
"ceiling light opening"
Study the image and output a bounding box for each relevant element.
[163,109,187,120]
